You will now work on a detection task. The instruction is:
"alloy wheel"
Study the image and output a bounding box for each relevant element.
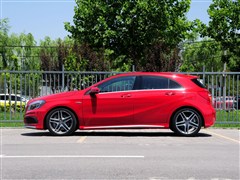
[173,108,202,136]
[47,108,77,136]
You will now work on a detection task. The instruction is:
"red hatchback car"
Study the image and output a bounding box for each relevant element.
[24,72,216,136]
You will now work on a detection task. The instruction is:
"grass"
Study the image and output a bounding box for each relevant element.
[213,124,239,128]
[0,110,239,128]
[0,122,24,127]
[214,110,240,128]
[0,111,24,127]
[0,111,24,121]
[216,110,240,121]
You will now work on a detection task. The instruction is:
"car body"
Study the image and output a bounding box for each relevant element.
[24,72,216,136]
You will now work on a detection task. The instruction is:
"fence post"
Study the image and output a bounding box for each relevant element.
[132,65,135,72]
[202,65,205,85]
[4,72,7,120]
[223,63,227,110]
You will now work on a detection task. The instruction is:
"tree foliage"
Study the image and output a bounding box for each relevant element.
[2,1,240,73]
[181,38,239,72]
[65,0,192,71]
[180,40,223,72]
[0,19,40,71]
[200,0,240,65]
[0,18,10,69]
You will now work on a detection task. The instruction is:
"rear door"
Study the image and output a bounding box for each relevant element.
[133,75,184,125]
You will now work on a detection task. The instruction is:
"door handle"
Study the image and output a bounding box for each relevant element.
[121,94,132,98]
[165,92,175,96]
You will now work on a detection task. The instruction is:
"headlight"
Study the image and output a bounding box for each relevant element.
[27,100,45,111]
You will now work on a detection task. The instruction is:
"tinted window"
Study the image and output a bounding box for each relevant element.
[10,96,16,101]
[98,76,136,93]
[141,76,168,89]
[140,76,182,89]
[191,78,206,88]
[10,96,22,101]
[169,80,182,89]
[0,95,8,100]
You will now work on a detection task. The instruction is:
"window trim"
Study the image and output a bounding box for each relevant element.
[98,88,185,95]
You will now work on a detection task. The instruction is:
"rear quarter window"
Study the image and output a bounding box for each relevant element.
[191,78,206,88]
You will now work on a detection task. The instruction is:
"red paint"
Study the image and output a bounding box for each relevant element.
[24,72,216,133]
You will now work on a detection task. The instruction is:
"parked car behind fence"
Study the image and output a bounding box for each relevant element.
[0,94,29,112]
[213,96,237,110]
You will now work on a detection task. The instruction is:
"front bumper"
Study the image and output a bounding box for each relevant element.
[24,110,46,129]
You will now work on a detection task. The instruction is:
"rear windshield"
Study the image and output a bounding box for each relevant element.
[191,78,206,88]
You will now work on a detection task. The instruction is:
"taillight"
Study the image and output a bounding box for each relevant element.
[209,94,212,103]
[198,91,211,102]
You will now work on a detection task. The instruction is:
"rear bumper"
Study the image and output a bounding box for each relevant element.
[204,107,216,128]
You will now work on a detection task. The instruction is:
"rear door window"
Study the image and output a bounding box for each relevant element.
[139,76,182,90]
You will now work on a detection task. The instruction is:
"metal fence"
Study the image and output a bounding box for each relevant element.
[0,70,239,124]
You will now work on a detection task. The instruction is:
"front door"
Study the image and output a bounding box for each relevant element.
[82,76,136,128]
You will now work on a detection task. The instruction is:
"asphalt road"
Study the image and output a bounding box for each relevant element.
[0,128,239,180]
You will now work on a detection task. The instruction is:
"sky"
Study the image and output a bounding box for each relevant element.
[0,0,213,44]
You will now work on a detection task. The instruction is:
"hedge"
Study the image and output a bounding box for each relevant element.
[0,102,26,112]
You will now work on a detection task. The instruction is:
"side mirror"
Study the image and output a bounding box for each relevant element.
[89,87,100,95]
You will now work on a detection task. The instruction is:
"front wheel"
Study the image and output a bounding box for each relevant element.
[46,108,77,136]
[172,108,202,136]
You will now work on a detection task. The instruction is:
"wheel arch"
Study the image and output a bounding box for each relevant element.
[169,106,205,130]
[43,106,79,130]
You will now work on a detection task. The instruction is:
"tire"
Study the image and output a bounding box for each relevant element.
[172,108,202,137]
[46,108,77,136]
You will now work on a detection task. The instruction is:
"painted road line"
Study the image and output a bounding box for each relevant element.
[77,130,93,143]
[0,155,144,158]
[203,129,240,144]
[77,136,87,143]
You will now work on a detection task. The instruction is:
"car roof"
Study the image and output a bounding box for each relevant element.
[114,72,197,79]
[0,94,22,96]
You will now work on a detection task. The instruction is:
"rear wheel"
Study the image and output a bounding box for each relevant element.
[46,108,77,136]
[172,108,202,136]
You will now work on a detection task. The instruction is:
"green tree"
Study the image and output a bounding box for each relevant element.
[65,0,192,71]
[180,39,240,72]
[0,20,41,95]
[39,37,59,71]
[200,0,240,71]
[180,40,223,72]
[7,33,39,70]
[0,18,10,69]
